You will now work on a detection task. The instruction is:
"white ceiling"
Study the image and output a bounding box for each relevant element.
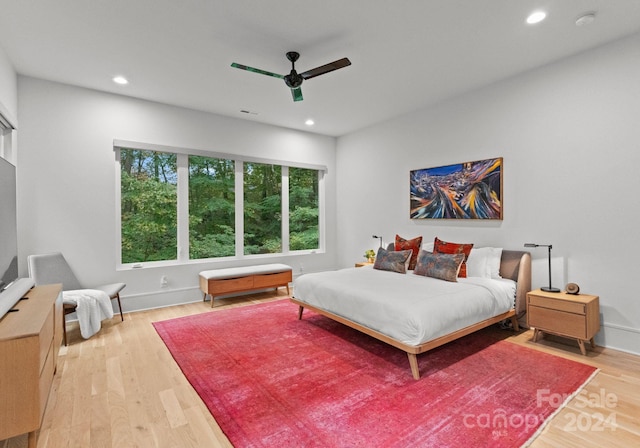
[1,1,640,137]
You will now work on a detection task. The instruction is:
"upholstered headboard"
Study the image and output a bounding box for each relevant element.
[500,250,531,324]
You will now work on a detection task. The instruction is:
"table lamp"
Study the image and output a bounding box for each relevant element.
[524,243,561,292]
[372,235,383,248]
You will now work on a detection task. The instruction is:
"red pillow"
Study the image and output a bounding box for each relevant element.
[395,235,422,270]
[433,237,474,278]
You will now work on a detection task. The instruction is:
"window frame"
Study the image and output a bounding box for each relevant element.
[114,140,326,269]
[0,112,15,161]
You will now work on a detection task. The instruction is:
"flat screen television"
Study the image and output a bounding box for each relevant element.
[0,156,18,292]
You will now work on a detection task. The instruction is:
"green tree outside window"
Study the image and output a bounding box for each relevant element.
[120,149,177,263]
[189,156,235,258]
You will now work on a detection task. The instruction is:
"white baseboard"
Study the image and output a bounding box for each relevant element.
[112,284,293,316]
[117,286,203,314]
[595,322,640,356]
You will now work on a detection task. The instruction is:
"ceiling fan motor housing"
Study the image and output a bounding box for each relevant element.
[285,51,303,88]
[284,71,303,88]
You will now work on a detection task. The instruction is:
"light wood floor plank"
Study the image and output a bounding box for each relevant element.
[2,289,639,447]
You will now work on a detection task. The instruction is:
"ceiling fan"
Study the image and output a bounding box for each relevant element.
[231,51,351,102]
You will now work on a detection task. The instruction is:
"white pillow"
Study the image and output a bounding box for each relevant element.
[487,247,503,279]
[466,247,503,278]
[466,247,491,278]
[421,241,434,252]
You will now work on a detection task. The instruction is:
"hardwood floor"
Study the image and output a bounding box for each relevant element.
[2,290,639,447]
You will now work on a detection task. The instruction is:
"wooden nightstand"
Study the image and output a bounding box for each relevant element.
[526,289,600,355]
[355,261,374,267]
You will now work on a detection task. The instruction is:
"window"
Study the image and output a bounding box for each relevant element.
[244,162,282,255]
[115,142,324,265]
[120,149,177,263]
[289,167,319,251]
[189,155,235,259]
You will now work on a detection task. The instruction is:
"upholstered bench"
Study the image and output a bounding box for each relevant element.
[199,263,293,307]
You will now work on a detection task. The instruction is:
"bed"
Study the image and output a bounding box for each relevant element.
[291,249,531,379]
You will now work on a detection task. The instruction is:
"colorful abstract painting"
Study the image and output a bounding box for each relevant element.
[410,157,503,219]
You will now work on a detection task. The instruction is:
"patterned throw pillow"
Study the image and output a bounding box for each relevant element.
[394,234,423,270]
[373,248,413,274]
[433,237,474,278]
[414,250,465,282]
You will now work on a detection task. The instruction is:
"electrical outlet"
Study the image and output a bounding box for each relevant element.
[299,263,304,274]
[160,275,168,288]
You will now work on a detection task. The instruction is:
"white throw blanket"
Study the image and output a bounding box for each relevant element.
[63,289,114,339]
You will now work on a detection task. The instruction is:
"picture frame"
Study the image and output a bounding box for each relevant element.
[410,157,503,219]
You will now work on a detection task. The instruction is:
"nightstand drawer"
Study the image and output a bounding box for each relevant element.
[528,306,587,339]
[528,294,586,315]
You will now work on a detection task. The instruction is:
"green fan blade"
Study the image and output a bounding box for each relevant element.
[291,87,303,102]
[231,62,284,79]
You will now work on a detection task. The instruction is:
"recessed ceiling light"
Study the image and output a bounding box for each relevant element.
[305,119,315,126]
[113,76,129,85]
[575,12,596,26]
[526,11,547,25]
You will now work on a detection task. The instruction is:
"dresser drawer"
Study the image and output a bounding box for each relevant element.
[528,294,586,315]
[38,340,56,422]
[528,306,587,339]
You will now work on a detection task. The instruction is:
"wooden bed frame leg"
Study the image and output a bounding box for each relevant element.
[297,305,304,320]
[407,353,420,380]
[510,315,520,332]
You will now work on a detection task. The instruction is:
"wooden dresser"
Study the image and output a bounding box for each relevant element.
[527,288,600,355]
[0,284,63,447]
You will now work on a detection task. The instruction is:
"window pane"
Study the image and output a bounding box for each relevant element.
[244,162,281,254]
[289,167,319,250]
[188,156,235,258]
[120,149,177,263]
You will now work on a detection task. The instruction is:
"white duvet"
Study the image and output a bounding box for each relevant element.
[293,266,516,346]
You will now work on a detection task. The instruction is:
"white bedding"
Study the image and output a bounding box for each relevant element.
[293,266,516,346]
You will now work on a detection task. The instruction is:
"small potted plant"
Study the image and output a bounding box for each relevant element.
[364,249,376,263]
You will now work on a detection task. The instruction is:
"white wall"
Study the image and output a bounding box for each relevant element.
[336,32,640,355]
[17,77,337,311]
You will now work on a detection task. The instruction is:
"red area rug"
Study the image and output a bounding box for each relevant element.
[153,300,597,447]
